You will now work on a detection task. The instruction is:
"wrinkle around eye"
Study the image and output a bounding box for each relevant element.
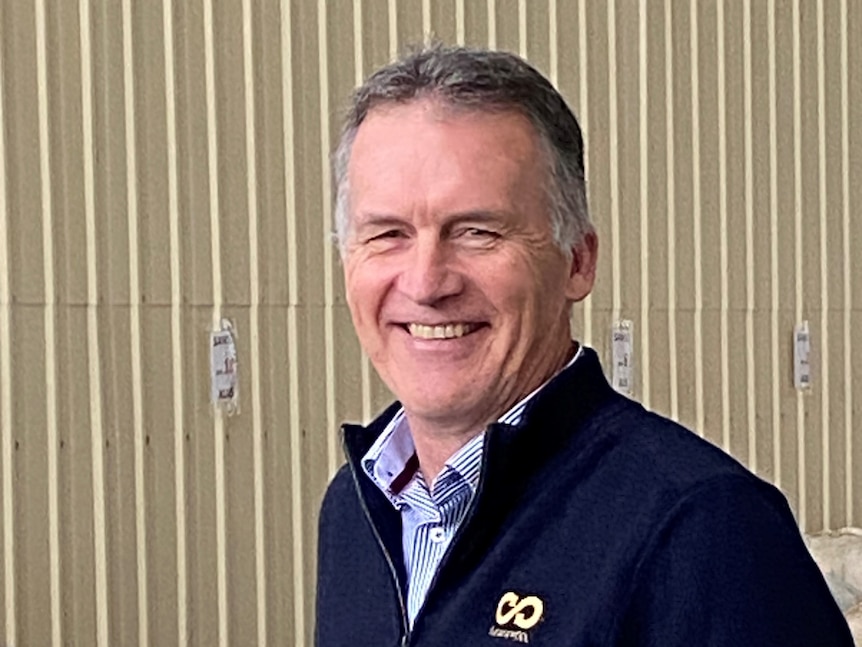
[364,229,408,244]
[465,228,500,238]
[454,226,503,247]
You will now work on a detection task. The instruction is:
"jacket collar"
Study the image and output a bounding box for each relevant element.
[339,347,622,608]
[341,346,617,466]
[427,347,622,594]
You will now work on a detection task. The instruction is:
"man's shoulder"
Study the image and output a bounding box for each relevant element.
[319,463,361,527]
[321,463,355,506]
[530,348,766,495]
[585,398,777,505]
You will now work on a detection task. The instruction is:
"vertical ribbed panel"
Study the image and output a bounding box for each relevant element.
[0,4,13,644]
[0,1,860,645]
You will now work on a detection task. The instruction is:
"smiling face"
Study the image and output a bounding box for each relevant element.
[343,101,596,438]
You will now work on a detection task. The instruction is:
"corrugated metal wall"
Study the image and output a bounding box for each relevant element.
[0,0,859,645]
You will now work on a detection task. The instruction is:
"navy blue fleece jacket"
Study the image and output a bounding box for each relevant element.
[316,348,852,646]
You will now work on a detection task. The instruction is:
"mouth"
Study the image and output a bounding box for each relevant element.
[404,322,484,340]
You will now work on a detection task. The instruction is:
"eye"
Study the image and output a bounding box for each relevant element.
[458,227,501,242]
[366,229,406,243]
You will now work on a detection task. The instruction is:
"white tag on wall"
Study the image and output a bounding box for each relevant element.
[793,321,811,391]
[612,320,634,396]
[211,319,239,412]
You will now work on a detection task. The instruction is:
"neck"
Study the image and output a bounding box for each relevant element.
[407,341,578,483]
[410,428,477,485]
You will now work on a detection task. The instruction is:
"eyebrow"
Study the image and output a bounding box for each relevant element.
[353,214,409,229]
[351,209,515,234]
[443,210,512,226]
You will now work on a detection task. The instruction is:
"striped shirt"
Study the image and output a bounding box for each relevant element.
[362,345,583,625]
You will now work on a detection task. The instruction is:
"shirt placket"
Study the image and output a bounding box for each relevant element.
[405,493,441,622]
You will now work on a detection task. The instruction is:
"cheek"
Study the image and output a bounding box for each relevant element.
[344,265,388,331]
[483,256,555,304]
[344,269,371,326]
[346,285,373,330]
[492,260,569,327]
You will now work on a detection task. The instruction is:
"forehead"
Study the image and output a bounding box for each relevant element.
[352,100,540,156]
[347,101,546,211]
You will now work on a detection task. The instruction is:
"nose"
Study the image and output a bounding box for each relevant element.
[396,235,463,306]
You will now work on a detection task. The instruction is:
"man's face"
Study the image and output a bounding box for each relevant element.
[343,101,596,432]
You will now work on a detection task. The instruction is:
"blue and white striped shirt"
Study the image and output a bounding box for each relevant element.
[362,346,583,625]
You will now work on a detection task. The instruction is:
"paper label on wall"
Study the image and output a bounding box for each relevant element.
[612,320,634,396]
[211,320,239,412]
[793,321,811,391]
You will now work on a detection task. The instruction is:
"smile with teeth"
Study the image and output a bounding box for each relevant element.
[406,322,481,340]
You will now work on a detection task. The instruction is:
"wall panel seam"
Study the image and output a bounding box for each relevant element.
[202,1,229,643]
[0,8,16,641]
[518,0,526,57]
[122,0,150,643]
[79,1,110,643]
[161,0,188,641]
[579,0,592,346]
[743,0,757,474]
[353,2,372,423]
[280,0,306,641]
[768,0,781,491]
[639,0,650,407]
[665,0,679,420]
[817,0,830,529]
[487,0,496,49]
[840,0,853,527]
[717,0,731,453]
[388,0,397,59]
[690,0,705,438]
[792,0,806,530]
[607,0,621,332]
[317,0,337,479]
[548,0,557,86]
[241,0,267,643]
[35,0,63,642]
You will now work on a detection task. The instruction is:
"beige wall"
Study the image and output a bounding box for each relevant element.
[0,0,860,645]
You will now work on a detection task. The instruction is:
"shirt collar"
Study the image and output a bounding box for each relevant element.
[362,344,584,503]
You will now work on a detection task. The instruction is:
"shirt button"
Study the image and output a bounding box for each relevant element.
[429,527,446,543]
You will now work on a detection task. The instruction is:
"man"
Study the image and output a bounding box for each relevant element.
[316,44,852,646]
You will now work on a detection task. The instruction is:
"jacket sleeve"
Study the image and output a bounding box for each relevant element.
[615,475,854,646]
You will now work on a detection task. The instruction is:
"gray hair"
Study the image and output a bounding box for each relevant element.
[333,43,592,256]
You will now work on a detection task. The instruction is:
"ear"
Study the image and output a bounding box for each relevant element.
[564,231,598,302]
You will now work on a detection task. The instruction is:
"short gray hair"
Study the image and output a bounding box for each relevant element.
[333,43,592,255]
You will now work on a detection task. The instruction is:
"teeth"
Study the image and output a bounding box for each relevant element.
[407,323,475,339]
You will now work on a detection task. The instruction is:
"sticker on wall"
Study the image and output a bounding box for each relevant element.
[211,319,239,413]
[793,321,811,392]
[612,320,634,396]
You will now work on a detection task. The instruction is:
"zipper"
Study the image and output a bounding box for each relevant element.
[345,450,411,645]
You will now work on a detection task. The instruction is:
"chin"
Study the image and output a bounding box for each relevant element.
[402,390,479,421]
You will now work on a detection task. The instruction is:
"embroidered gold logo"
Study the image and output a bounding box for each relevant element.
[489,591,545,643]
[495,591,544,630]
